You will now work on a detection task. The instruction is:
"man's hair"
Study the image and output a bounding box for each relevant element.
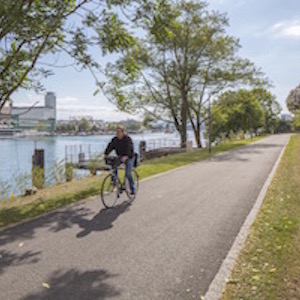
[117,124,125,132]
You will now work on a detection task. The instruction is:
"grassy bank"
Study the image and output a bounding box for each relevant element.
[222,134,300,300]
[0,136,264,228]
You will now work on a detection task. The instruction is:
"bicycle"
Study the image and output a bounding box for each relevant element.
[101,156,139,208]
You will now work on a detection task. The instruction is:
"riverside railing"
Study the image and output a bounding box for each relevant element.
[145,138,180,151]
[65,138,181,164]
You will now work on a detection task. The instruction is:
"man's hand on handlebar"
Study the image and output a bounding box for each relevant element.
[121,156,128,163]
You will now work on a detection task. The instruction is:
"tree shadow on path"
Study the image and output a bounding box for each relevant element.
[0,249,41,275]
[0,206,93,247]
[0,200,131,247]
[76,201,132,238]
[20,268,120,300]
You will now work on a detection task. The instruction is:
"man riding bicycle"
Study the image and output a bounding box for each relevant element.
[104,125,135,195]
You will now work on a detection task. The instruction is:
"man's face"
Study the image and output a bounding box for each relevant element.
[116,128,124,139]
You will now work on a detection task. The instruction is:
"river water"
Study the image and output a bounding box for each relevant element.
[0,131,203,198]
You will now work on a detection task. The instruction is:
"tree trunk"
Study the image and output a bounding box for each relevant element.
[190,118,202,148]
[180,125,187,148]
[195,122,203,148]
[180,96,187,148]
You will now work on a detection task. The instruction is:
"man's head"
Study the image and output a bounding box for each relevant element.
[116,124,125,139]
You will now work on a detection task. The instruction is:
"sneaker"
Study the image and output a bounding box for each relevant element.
[130,190,135,196]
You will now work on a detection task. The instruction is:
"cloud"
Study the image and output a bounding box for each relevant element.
[56,96,141,121]
[57,96,78,103]
[12,92,44,107]
[270,20,300,38]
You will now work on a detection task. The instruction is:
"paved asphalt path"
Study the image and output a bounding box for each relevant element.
[0,134,290,300]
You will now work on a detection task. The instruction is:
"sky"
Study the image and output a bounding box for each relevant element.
[13,0,300,120]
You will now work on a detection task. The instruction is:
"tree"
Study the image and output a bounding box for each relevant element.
[0,1,85,110]
[78,117,91,132]
[210,89,265,142]
[91,124,100,132]
[184,13,266,147]
[252,88,281,133]
[142,115,155,128]
[286,83,300,114]
[275,119,292,134]
[104,0,185,143]
[0,0,151,111]
[103,0,265,148]
[292,111,300,132]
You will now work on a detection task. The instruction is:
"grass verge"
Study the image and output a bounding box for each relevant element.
[222,134,300,300]
[0,136,264,228]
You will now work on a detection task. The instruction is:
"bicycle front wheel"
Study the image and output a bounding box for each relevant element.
[101,174,120,208]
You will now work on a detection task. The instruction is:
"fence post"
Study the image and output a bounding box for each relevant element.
[78,152,85,167]
[88,144,91,160]
[65,145,67,162]
[32,149,45,189]
[139,141,146,162]
[186,140,193,152]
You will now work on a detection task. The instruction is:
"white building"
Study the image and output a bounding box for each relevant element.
[12,92,57,132]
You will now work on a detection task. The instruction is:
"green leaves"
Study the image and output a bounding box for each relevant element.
[102,0,270,148]
[0,0,78,108]
[286,83,300,114]
[292,111,300,131]
[96,12,136,55]
[211,89,266,141]
[0,0,146,110]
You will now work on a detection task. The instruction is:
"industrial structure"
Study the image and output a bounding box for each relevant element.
[0,92,57,135]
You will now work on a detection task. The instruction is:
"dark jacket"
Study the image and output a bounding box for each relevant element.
[104,135,134,158]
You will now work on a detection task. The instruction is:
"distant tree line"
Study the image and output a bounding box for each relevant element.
[56,118,144,134]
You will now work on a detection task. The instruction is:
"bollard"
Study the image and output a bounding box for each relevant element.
[79,152,85,166]
[186,140,193,153]
[32,149,45,189]
[139,141,146,162]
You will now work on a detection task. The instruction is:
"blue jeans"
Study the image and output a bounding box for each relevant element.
[115,157,135,192]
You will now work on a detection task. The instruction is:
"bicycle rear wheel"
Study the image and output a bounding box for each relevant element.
[125,169,139,201]
[101,174,120,208]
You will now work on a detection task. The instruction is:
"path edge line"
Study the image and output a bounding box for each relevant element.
[204,134,291,300]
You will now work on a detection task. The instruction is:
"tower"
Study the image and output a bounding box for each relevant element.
[45,92,56,131]
[45,92,56,109]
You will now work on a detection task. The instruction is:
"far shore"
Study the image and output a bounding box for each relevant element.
[0,129,175,140]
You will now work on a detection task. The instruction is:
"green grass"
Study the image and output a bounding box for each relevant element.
[0,136,264,228]
[222,134,300,300]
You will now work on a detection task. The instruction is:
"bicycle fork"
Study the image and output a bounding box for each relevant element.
[111,174,125,198]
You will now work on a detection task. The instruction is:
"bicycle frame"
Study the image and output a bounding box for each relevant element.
[109,165,127,196]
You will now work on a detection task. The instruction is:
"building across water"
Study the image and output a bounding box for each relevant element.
[0,92,57,135]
